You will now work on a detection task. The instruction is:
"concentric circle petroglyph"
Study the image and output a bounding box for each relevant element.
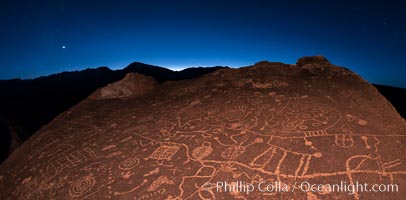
[119,157,140,170]
[69,176,95,197]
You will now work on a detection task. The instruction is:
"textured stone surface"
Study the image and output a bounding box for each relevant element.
[0,56,405,199]
[89,73,158,99]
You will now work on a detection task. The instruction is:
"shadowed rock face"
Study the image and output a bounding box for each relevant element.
[0,56,405,199]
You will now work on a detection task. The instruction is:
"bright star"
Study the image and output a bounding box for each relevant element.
[62,45,66,49]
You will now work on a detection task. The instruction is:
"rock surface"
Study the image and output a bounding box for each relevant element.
[0,56,405,199]
[89,73,159,99]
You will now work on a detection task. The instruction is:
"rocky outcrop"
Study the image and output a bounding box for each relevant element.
[296,55,331,66]
[0,56,404,200]
[89,73,159,99]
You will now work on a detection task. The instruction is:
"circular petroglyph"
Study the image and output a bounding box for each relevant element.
[119,157,140,170]
[69,176,95,197]
[192,142,213,159]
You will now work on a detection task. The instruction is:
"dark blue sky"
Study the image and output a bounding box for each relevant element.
[1,0,405,87]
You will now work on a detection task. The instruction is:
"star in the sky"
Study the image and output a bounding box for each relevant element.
[62,45,66,49]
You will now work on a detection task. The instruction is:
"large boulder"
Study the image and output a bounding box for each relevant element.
[0,56,404,199]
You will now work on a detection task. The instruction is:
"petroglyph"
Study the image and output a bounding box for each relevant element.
[118,157,140,170]
[147,176,174,192]
[69,175,95,197]
[1,57,405,199]
[346,114,368,126]
[221,138,263,159]
[268,101,342,134]
[222,146,246,159]
[101,144,116,151]
[46,147,95,177]
[360,136,371,149]
[192,142,213,160]
[383,159,402,169]
[144,167,160,177]
[335,135,354,148]
[148,145,179,161]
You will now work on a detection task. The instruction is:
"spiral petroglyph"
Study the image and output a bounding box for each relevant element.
[119,157,140,170]
[69,176,95,197]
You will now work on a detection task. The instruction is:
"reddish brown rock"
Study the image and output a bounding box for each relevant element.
[297,55,331,66]
[0,56,405,199]
[89,73,158,99]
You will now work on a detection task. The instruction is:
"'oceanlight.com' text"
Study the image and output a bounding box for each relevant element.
[202,180,399,195]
